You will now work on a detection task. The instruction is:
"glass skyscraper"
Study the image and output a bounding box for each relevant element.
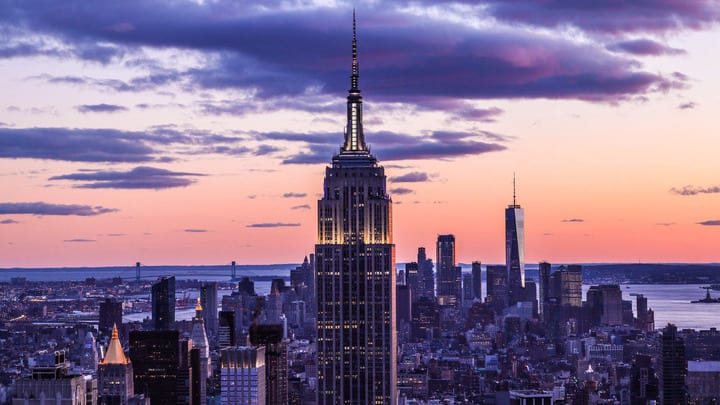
[506,179,525,306]
[315,13,397,405]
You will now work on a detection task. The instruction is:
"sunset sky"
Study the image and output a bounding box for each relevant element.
[1,1,718,268]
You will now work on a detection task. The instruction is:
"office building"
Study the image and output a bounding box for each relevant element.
[416,247,435,302]
[661,324,687,405]
[538,261,551,317]
[218,310,236,349]
[586,284,623,327]
[405,262,419,297]
[190,299,210,405]
[506,177,525,306]
[471,261,482,301]
[220,346,266,405]
[250,325,287,405]
[151,276,175,331]
[199,282,218,337]
[486,265,508,312]
[129,330,191,405]
[436,234,462,307]
[315,14,396,405]
[12,351,95,405]
[99,298,123,339]
[98,325,134,405]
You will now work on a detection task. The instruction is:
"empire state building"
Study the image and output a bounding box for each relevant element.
[315,14,397,405]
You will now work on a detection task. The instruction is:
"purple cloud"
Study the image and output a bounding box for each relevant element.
[291,204,311,210]
[76,103,128,113]
[679,102,697,110]
[0,202,117,216]
[64,238,96,242]
[670,185,720,196]
[282,192,307,198]
[390,187,414,195]
[246,222,301,228]
[562,218,585,223]
[390,172,429,183]
[656,222,675,227]
[607,39,685,56]
[483,0,720,34]
[184,229,208,233]
[49,166,204,189]
[0,218,19,224]
[697,220,720,226]
[0,2,692,107]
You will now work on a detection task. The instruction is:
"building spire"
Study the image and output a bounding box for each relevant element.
[341,10,368,153]
[513,172,516,206]
[351,9,359,90]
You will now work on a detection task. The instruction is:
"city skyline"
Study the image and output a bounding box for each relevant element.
[1,1,719,268]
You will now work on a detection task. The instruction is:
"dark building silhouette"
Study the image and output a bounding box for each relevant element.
[151,276,175,331]
[99,298,123,339]
[250,324,288,405]
[630,354,659,404]
[411,297,440,343]
[405,262,419,295]
[586,284,623,327]
[129,330,191,405]
[238,277,256,296]
[416,247,435,302]
[471,261,483,301]
[506,177,525,306]
[538,261,551,318]
[436,234,462,307]
[199,282,218,336]
[486,265,508,312]
[315,14,396,405]
[661,324,687,405]
[218,310,236,349]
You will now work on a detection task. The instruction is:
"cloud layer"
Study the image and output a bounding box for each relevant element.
[671,185,720,196]
[0,202,117,216]
[49,166,204,189]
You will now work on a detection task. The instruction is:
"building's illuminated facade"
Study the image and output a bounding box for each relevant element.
[315,13,397,405]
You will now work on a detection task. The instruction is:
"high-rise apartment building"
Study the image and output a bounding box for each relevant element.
[506,178,525,306]
[436,234,461,307]
[315,15,396,405]
[151,276,175,331]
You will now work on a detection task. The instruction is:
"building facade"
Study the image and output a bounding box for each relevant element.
[315,14,397,405]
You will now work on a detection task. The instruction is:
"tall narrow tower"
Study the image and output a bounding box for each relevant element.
[506,175,525,306]
[316,12,397,405]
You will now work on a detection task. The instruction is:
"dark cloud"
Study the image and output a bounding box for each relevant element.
[255,144,282,156]
[0,202,117,216]
[390,187,414,195]
[0,2,693,107]
[390,172,429,183]
[656,222,675,227]
[282,192,307,198]
[246,222,301,228]
[281,130,506,164]
[49,166,204,189]
[64,238,96,242]
[184,229,208,233]
[679,102,697,110]
[483,0,720,34]
[670,185,720,196]
[291,204,311,210]
[0,218,19,224]
[697,220,720,226]
[607,39,685,56]
[76,103,128,113]
[562,218,585,223]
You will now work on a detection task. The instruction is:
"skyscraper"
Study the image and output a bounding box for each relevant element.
[199,282,218,337]
[486,265,508,313]
[661,324,687,405]
[416,247,435,302]
[190,299,210,405]
[506,177,525,306]
[151,276,175,331]
[99,298,123,339]
[538,261,551,318]
[471,261,483,301]
[129,330,191,405]
[98,324,134,405]
[249,324,288,405]
[220,346,266,405]
[436,234,462,307]
[315,14,396,405]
